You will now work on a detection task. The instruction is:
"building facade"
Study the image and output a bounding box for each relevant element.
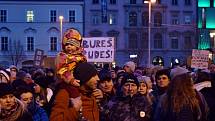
[85,0,197,67]
[0,0,197,68]
[0,0,84,68]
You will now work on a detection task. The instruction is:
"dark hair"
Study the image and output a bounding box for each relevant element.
[196,71,212,83]
[14,85,34,99]
[155,68,170,81]
[99,70,111,82]
[0,83,14,98]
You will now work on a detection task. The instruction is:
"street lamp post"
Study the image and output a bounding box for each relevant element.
[144,0,156,67]
[59,16,64,51]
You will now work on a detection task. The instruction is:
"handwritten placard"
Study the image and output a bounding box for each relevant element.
[82,37,114,62]
[191,49,209,69]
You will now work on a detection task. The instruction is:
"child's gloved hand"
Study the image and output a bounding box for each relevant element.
[71,79,80,87]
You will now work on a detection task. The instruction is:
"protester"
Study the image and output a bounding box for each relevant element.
[8,65,18,82]
[123,61,136,74]
[98,69,116,121]
[0,83,33,121]
[153,70,209,121]
[108,73,152,121]
[151,68,170,114]
[50,63,102,121]
[0,68,10,83]
[195,71,215,121]
[55,28,87,85]
[110,69,117,84]
[137,76,154,105]
[55,28,87,108]
[16,86,49,121]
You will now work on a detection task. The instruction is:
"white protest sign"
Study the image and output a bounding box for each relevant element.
[82,37,114,62]
[191,49,209,69]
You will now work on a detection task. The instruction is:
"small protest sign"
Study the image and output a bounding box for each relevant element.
[33,49,44,67]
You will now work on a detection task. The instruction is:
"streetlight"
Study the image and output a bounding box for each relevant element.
[144,0,156,67]
[59,15,64,50]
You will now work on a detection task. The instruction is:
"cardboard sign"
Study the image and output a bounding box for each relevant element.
[82,37,114,62]
[191,49,209,69]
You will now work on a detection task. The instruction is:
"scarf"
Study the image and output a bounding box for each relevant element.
[0,99,25,121]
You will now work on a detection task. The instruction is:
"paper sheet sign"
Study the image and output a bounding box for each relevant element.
[191,49,209,69]
[82,37,114,62]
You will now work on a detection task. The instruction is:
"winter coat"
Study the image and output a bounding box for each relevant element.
[29,104,49,121]
[49,88,78,121]
[153,91,209,121]
[108,94,152,121]
[200,87,215,121]
[50,83,99,121]
[55,51,86,84]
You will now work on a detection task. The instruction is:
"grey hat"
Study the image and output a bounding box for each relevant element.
[170,66,189,80]
[124,61,136,72]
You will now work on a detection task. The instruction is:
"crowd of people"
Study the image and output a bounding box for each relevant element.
[0,61,215,121]
[1,28,215,121]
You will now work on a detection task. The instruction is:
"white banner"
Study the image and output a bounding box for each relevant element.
[191,49,209,69]
[82,37,115,62]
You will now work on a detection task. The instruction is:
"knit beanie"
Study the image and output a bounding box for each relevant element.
[73,63,98,85]
[124,61,136,72]
[170,66,189,80]
[121,73,139,87]
[62,28,82,50]
[0,69,10,82]
[0,83,14,98]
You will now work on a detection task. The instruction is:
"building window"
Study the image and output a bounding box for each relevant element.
[154,12,162,27]
[171,13,179,25]
[172,0,178,5]
[110,0,116,4]
[50,37,57,51]
[129,12,137,26]
[154,33,162,49]
[172,18,179,25]
[92,15,100,25]
[130,0,136,4]
[1,37,8,51]
[109,13,116,25]
[171,37,178,49]
[129,33,138,49]
[89,30,102,37]
[50,10,57,22]
[69,10,75,23]
[92,0,99,4]
[142,12,148,26]
[185,0,191,5]
[184,36,192,49]
[27,10,34,22]
[0,10,7,22]
[184,15,191,24]
[142,33,148,48]
[107,30,119,49]
[27,37,34,51]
